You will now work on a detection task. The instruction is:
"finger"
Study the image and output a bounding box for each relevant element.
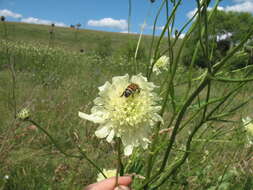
[85,176,132,190]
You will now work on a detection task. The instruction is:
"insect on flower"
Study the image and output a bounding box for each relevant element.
[120,83,141,98]
[79,73,163,155]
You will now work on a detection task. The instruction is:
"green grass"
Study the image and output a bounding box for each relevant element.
[0,21,252,190]
[0,21,151,52]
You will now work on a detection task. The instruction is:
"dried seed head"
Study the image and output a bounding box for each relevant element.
[1,16,5,22]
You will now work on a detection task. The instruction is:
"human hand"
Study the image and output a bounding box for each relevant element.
[84,176,132,190]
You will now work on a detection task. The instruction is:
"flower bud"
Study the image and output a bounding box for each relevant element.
[17,108,30,120]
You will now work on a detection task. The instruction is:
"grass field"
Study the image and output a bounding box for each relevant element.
[0,21,253,190]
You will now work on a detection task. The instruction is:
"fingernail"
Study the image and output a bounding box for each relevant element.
[114,185,130,190]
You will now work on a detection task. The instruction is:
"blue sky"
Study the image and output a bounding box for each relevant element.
[0,0,252,35]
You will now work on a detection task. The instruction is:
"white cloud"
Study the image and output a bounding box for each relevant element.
[187,6,224,18]
[139,22,147,29]
[0,9,22,19]
[120,30,129,33]
[87,18,128,30]
[187,1,253,18]
[186,8,197,19]
[171,32,185,39]
[156,26,165,30]
[21,17,67,27]
[139,23,164,31]
[225,1,253,12]
[0,9,67,27]
[120,30,137,34]
[179,33,186,39]
[233,0,253,2]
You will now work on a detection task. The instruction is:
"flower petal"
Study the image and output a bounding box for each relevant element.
[112,74,129,86]
[93,97,104,105]
[98,82,112,98]
[131,73,157,91]
[140,138,150,149]
[98,81,111,92]
[243,116,252,125]
[78,112,104,123]
[111,74,130,96]
[106,129,115,142]
[95,126,111,138]
[124,145,133,156]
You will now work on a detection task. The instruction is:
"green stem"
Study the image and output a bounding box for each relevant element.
[138,78,210,190]
[115,138,123,188]
[9,56,17,119]
[128,0,132,34]
[134,4,152,74]
[27,119,80,158]
[147,0,182,80]
[145,70,175,185]
[143,1,219,187]
[26,119,106,178]
[209,75,253,83]
[150,119,206,189]
[146,0,166,78]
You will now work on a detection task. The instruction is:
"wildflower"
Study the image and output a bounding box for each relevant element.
[97,169,116,182]
[4,175,9,180]
[17,108,30,120]
[153,55,169,75]
[242,117,253,144]
[79,73,163,155]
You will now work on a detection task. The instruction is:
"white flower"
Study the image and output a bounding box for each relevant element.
[79,73,163,155]
[242,117,253,144]
[97,169,116,182]
[153,55,169,75]
[4,175,9,180]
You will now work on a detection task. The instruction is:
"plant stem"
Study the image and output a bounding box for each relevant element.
[26,119,106,178]
[115,138,123,188]
[146,0,166,78]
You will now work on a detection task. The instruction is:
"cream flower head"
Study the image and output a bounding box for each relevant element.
[17,108,30,120]
[97,169,116,182]
[79,73,163,155]
[153,55,169,75]
[242,116,253,144]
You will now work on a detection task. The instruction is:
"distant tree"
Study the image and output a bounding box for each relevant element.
[209,11,253,44]
[182,10,253,68]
